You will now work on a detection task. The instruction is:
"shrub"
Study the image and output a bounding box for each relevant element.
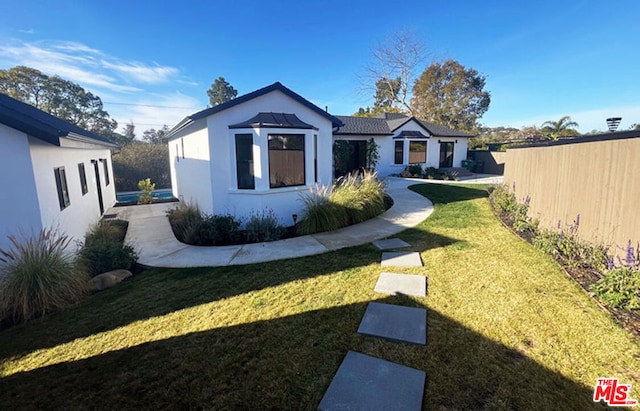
[167,203,203,243]
[246,209,284,243]
[591,267,640,309]
[197,214,241,246]
[489,185,538,235]
[423,167,441,179]
[401,164,423,177]
[137,178,155,205]
[532,219,607,270]
[79,220,137,277]
[0,229,88,323]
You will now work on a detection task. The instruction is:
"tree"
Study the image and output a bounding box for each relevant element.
[0,66,117,137]
[363,30,428,114]
[111,141,170,191]
[207,77,237,107]
[142,125,170,144]
[540,116,579,140]
[411,59,490,133]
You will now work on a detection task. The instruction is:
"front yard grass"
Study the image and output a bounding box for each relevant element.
[1,183,639,409]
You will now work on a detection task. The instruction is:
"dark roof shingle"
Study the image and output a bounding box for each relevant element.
[0,93,118,148]
[333,116,393,135]
[229,112,317,129]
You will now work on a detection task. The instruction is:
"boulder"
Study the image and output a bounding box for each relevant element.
[89,269,133,292]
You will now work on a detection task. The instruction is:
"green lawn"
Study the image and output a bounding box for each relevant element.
[1,184,638,410]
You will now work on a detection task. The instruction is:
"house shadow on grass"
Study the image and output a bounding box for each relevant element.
[408,183,490,206]
[0,232,460,360]
[0,296,606,410]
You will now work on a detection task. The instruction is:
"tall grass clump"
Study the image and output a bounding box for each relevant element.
[0,229,88,324]
[297,185,343,235]
[298,171,387,235]
[78,220,137,277]
[246,209,284,243]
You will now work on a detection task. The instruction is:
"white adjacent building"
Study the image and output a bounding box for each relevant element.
[0,93,119,251]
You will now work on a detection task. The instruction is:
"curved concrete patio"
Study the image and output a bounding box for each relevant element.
[112,176,500,268]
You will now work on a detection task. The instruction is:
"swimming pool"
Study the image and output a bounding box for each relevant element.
[116,188,175,203]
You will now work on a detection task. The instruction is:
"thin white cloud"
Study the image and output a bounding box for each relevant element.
[109,93,203,131]
[0,39,182,92]
[101,60,179,84]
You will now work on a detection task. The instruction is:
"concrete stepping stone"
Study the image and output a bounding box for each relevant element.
[357,302,426,345]
[374,272,426,297]
[318,351,425,411]
[371,238,410,250]
[381,251,422,267]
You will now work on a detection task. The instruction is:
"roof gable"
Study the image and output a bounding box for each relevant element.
[168,82,343,138]
[333,112,472,138]
[0,93,118,148]
[229,112,317,130]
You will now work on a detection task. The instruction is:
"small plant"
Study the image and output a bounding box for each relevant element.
[401,164,423,178]
[423,167,441,179]
[197,214,241,246]
[245,209,284,243]
[167,203,203,243]
[489,185,538,235]
[79,220,137,277]
[137,178,155,205]
[0,229,89,323]
[591,267,640,309]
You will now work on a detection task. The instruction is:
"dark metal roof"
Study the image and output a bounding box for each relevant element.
[0,93,118,148]
[229,112,317,130]
[333,115,393,135]
[393,130,429,139]
[168,82,343,139]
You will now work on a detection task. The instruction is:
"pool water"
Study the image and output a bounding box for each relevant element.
[116,189,175,203]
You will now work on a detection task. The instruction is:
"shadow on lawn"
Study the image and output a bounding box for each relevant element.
[0,296,604,410]
[409,183,489,206]
[0,232,460,360]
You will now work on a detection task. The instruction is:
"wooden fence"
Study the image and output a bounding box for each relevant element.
[504,134,640,256]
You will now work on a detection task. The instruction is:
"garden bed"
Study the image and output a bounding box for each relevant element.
[493,202,640,337]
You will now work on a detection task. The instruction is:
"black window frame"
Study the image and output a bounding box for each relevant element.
[100,158,110,186]
[394,140,404,165]
[268,133,306,188]
[235,133,255,190]
[54,166,70,210]
[78,162,88,195]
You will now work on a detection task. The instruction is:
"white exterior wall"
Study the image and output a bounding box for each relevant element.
[169,90,334,226]
[168,120,213,212]
[28,137,116,247]
[0,124,43,251]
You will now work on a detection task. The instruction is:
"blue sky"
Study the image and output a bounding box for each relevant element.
[0,0,638,133]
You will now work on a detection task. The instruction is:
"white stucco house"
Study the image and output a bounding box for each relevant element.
[0,93,119,251]
[167,82,470,225]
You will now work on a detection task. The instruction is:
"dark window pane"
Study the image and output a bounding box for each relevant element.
[78,163,88,195]
[268,134,305,188]
[409,141,427,164]
[101,159,110,186]
[235,134,255,190]
[54,167,70,210]
[394,141,404,164]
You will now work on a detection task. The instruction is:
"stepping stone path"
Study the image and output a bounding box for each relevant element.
[381,251,423,267]
[374,272,426,297]
[318,351,425,411]
[358,302,426,345]
[372,238,411,250]
[319,239,427,410]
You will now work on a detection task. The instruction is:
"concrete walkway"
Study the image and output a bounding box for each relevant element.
[111,175,500,268]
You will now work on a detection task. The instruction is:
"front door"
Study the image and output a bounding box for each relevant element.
[439,142,454,168]
[91,160,104,215]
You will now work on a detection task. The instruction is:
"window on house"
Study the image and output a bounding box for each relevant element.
[394,141,404,164]
[268,134,305,188]
[313,134,318,183]
[235,134,255,189]
[181,138,185,159]
[54,167,70,210]
[100,159,110,186]
[78,163,88,195]
[409,141,427,164]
